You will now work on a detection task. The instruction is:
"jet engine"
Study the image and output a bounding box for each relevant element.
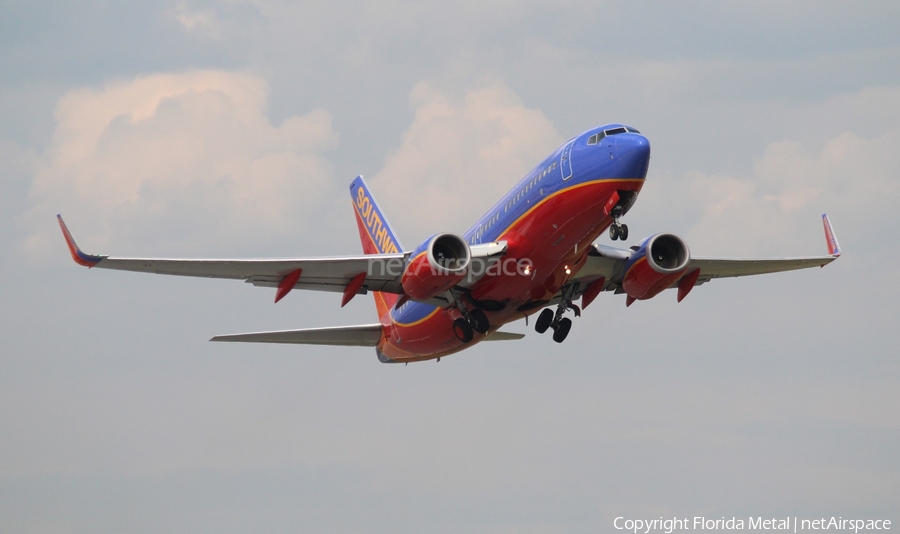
[401,233,471,301]
[621,233,691,301]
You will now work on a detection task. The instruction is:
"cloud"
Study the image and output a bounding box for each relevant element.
[633,87,900,257]
[369,82,563,245]
[172,5,222,37]
[698,130,898,255]
[22,70,338,259]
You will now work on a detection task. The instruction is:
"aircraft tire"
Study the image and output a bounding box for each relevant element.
[453,318,474,343]
[609,225,619,240]
[552,317,572,343]
[620,224,629,240]
[535,308,554,334]
[469,309,490,334]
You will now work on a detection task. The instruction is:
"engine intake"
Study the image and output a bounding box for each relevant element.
[621,233,691,301]
[401,233,471,301]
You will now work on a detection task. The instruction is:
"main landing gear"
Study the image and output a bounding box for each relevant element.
[534,285,580,343]
[450,290,490,344]
[608,205,628,241]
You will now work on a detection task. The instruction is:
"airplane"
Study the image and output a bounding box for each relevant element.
[58,123,842,363]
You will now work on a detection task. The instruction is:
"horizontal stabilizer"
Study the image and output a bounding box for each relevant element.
[483,331,525,341]
[210,324,383,346]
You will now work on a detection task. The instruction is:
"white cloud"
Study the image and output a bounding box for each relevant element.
[708,129,897,254]
[172,4,221,36]
[634,87,900,257]
[22,70,338,258]
[369,82,563,245]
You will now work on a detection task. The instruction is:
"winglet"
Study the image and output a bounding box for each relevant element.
[57,215,103,267]
[822,214,841,258]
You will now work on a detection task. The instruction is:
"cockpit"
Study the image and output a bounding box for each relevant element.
[587,125,641,145]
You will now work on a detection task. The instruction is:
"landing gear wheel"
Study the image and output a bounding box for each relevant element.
[535,308,554,334]
[619,224,629,241]
[453,318,473,343]
[552,317,572,343]
[469,309,490,334]
[609,225,619,241]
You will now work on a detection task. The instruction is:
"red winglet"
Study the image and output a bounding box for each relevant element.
[275,269,302,303]
[581,277,605,310]
[57,215,102,268]
[341,272,368,307]
[822,214,841,257]
[676,268,701,303]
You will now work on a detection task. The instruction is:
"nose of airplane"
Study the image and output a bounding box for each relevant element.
[615,133,651,178]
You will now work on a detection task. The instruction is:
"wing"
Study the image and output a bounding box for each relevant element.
[562,214,841,306]
[687,255,836,284]
[58,215,509,306]
[58,215,407,302]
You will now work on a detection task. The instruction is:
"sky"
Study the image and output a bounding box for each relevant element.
[1,1,899,532]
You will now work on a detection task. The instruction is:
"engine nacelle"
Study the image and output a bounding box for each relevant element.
[401,233,471,301]
[621,233,691,301]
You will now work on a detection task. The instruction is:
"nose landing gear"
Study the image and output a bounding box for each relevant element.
[609,223,628,241]
[608,205,629,241]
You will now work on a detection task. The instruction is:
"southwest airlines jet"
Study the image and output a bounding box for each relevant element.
[59,124,841,363]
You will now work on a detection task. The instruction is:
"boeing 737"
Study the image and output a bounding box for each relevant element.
[59,124,841,363]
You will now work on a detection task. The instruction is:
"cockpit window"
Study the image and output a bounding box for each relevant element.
[589,126,640,145]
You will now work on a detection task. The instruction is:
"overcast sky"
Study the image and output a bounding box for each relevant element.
[2,1,899,533]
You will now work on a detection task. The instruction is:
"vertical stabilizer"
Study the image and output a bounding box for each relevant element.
[349,176,404,318]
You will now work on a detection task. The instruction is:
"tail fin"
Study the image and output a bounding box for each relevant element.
[349,176,404,318]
